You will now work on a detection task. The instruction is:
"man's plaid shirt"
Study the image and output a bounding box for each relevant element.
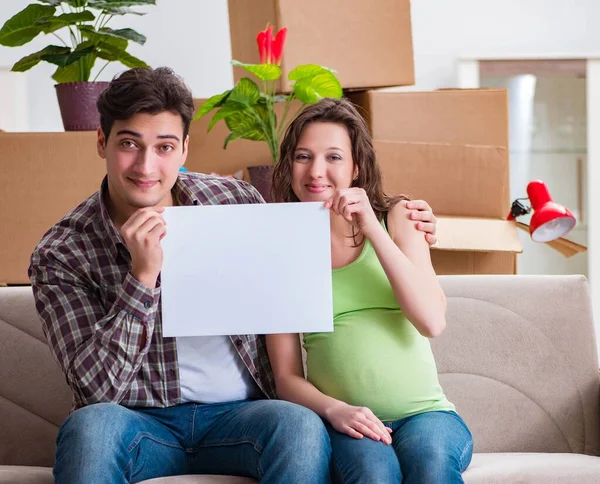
[29,172,277,410]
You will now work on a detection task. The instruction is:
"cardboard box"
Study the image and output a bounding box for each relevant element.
[432,217,521,275]
[374,141,507,219]
[349,89,521,274]
[228,0,415,92]
[186,98,302,176]
[0,132,105,284]
[349,89,509,149]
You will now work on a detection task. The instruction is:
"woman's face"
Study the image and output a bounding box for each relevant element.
[291,122,357,202]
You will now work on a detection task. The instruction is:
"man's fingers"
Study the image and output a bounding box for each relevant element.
[135,216,166,241]
[411,210,434,221]
[122,209,165,235]
[148,222,167,241]
[121,210,151,234]
[426,233,438,246]
[417,222,436,235]
[406,199,431,212]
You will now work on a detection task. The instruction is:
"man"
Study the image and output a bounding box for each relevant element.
[29,67,438,483]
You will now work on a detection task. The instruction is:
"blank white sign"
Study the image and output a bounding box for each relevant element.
[161,202,333,336]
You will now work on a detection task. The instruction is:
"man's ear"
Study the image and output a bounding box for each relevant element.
[97,127,106,159]
[180,134,190,168]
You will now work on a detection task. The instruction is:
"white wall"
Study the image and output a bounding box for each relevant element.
[410,0,600,90]
[2,0,600,131]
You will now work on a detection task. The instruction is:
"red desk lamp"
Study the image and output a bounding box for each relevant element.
[507,180,576,242]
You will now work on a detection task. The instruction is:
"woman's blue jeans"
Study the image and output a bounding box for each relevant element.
[327,410,473,484]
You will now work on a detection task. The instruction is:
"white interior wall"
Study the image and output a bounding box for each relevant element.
[411,0,600,90]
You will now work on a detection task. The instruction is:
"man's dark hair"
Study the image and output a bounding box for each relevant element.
[97,67,195,141]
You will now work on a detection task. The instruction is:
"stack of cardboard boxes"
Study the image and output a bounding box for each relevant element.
[0,0,520,284]
[347,89,521,274]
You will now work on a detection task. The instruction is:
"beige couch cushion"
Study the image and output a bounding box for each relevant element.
[141,476,255,483]
[464,452,600,483]
[7,453,600,484]
[0,287,72,467]
[0,466,256,484]
[435,275,600,456]
[0,466,53,484]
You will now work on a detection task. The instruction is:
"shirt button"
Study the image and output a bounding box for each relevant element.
[235,339,243,346]
[254,371,260,379]
[144,300,152,309]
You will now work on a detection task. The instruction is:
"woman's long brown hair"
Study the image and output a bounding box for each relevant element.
[272,98,407,243]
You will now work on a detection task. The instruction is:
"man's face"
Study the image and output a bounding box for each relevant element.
[97,111,189,222]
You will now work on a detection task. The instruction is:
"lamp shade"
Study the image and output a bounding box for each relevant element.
[527,180,576,243]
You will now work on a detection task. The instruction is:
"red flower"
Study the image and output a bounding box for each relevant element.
[256,25,273,64]
[256,25,287,65]
[272,27,287,65]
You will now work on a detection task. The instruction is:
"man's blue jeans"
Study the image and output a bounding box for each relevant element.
[327,410,473,483]
[54,400,332,484]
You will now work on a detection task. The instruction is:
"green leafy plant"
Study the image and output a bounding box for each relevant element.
[0,0,155,83]
[195,25,343,164]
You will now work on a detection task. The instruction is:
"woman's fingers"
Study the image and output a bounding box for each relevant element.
[362,409,392,444]
[343,426,364,440]
[370,417,392,444]
[341,200,361,223]
[327,190,371,227]
[331,191,355,214]
[354,421,382,442]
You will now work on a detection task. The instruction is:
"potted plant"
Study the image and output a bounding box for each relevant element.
[0,0,155,131]
[194,25,343,201]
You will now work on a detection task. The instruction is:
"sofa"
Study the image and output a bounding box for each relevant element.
[1,275,600,483]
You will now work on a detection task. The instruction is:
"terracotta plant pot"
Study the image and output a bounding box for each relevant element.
[55,82,110,131]
[247,165,274,203]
